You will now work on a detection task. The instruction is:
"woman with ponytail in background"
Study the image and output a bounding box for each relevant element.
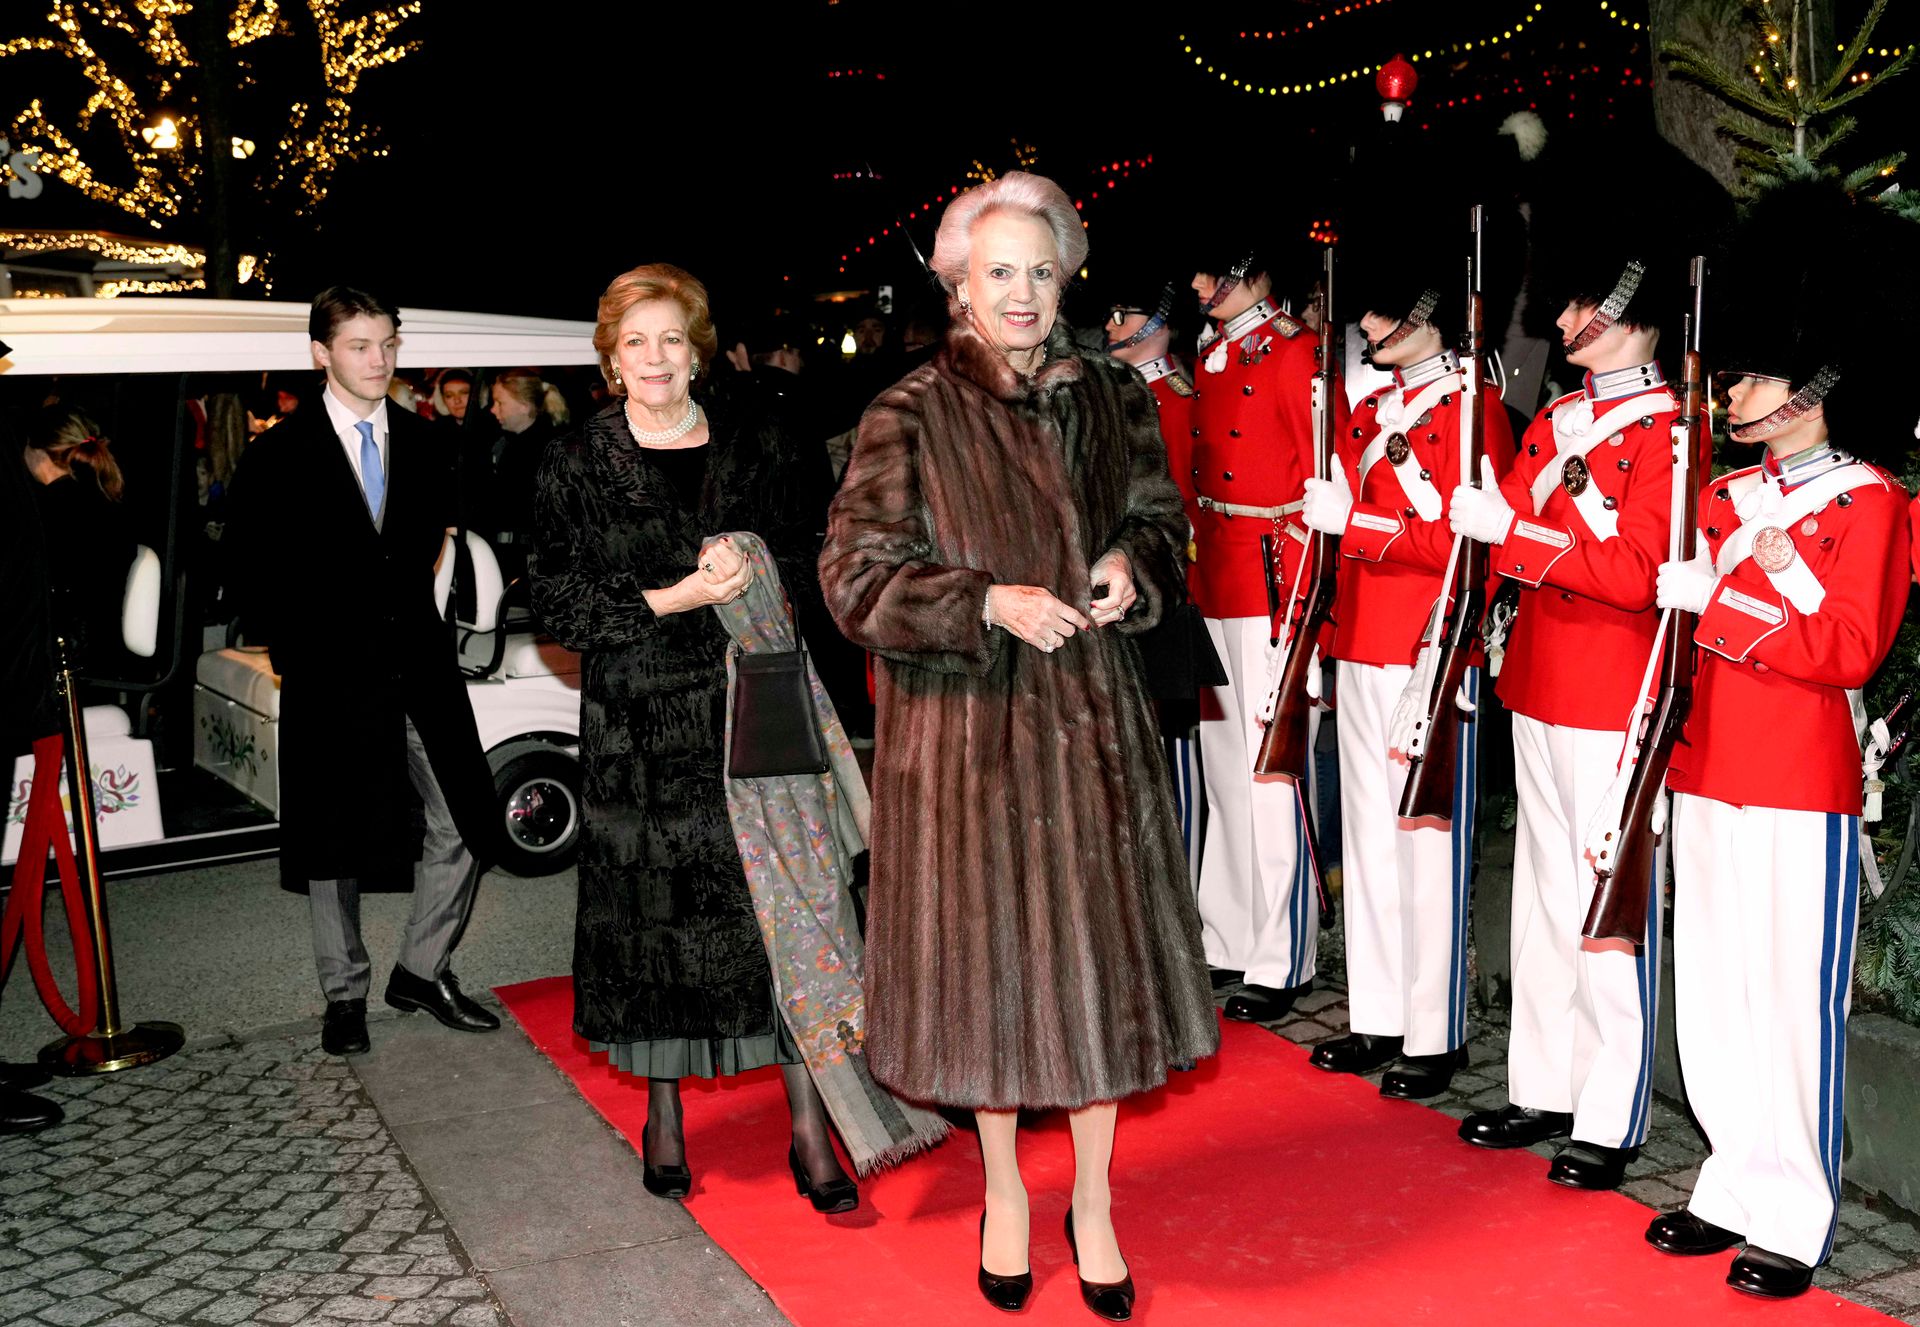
[20,404,135,676]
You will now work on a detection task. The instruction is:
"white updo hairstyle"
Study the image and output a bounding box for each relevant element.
[929,171,1089,295]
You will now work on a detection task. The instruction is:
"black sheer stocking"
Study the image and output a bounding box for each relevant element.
[781,1063,850,1186]
[643,1077,685,1167]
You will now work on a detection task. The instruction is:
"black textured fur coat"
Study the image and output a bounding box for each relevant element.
[530,386,814,1046]
[820,314,1219,1110]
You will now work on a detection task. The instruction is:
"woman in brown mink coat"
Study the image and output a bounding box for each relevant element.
[820,172,1217,1318]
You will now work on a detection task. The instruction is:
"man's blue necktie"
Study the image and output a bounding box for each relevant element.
[354,419,384,516]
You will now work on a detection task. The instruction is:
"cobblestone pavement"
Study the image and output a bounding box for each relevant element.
[0,1035,508,1327]
[1241,936,1920,1325]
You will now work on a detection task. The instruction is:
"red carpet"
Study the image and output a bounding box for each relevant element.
[497,976,1891,1326]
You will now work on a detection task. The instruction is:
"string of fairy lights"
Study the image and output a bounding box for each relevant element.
[832,152,1155,276]
[1177,4,1544,96]
[1230,1,1395,44]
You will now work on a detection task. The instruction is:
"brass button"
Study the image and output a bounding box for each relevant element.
[1838,493,1854,507]
[1243,385,1255,396]
[1603,496,1618,510]
[1617,458,1631,471]
[1715,636,1726,645]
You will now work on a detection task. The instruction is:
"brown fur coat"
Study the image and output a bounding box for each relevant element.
[819,314,1219,1110]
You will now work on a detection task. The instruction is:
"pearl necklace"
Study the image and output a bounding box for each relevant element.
[623,396,701,446]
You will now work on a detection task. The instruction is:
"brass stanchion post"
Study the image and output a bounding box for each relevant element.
[38,637,184,1075]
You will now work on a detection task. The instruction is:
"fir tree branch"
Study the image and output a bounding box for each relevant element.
[1814,0,1891,103]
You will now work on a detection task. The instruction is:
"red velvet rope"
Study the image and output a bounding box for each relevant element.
[1,733,101,1036]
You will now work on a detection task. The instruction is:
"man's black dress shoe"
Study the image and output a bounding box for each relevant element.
[1209,967,1245,993]
[1727,1247,1814,1299]
[321,999,370,1056]
[0,1085,63,1134]
[0,1061,51,1092]
[1379,1046,1469,1099]
[384,967,500,1032]
[1645,1210,1743,1256]
[977,1212,1033,1313]
[1457,1103,1573,1149]
[1547,1141,1635,1191]
[1064,1209,1135,1322]
[788,1145,857,1214]
[1308,1033,1403,1075]
[1223,982,1307,1023]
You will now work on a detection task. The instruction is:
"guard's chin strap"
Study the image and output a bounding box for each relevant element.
[1728,366,1840,443]
[1367,288,1440,357]
[1106,284,1176,354]
[1565,259,1647,353]
[1202,253,1255,317]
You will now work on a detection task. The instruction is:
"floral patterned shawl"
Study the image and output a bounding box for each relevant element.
[712,533,949,1173]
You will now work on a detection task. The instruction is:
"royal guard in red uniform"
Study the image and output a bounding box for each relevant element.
[1645,183,1916,1299]
[1300,230,1516,1097]
[1103,271,1214,882]
[1446,238,1692,1190]
[1187,237,1348,1021]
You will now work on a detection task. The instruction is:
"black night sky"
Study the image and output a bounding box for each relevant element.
[7,0,1916,332]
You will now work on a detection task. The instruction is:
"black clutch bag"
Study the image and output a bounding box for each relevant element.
[1132,601,1230,700]
[728,645,830,779]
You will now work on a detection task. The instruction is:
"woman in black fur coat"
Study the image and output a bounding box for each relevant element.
[821,174,1218,1318]
[530,264,856,1212]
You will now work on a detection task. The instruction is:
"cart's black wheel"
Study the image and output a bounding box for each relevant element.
[491,749,581,876]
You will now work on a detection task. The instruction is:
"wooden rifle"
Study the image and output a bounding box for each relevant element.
[1254,246,1338,781]
[1398,207,1490,822]
[1582,256,1708,944]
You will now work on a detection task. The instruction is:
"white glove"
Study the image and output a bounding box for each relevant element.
[1300,469,1353,535]
[1655,551,1718,615]
[1448,455,1515,545]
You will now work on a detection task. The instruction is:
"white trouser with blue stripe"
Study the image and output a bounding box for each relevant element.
[1164,719,1206,886]
[1197,616,1320,990]
[1336,660,1478,1056]
[1672,794,1858,1268]
[1508,715,1662,1149]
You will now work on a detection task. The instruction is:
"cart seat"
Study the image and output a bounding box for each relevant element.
[195,647,282,719]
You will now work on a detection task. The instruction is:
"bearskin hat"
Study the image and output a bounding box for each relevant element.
[1713,178,1920,467]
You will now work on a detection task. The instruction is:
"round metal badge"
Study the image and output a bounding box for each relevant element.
[1561,455,1591,497]
[1752,525,1797,574]
[1385,432,1412,465]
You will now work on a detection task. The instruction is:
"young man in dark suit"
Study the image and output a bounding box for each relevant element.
[226,287,501,1055]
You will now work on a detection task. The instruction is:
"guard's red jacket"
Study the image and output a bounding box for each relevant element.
[1187,304,1348,620]
[1491,369,1695,731]
[1328,355,1517,668]
[1145,357,1200,534]
[1668,458,1911,814]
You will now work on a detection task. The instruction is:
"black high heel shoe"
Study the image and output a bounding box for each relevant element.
[640,1135,691,1199]
[1064,1209,1136,1322]
[977,1211,1033,1313]
[788,1145,858,1214]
